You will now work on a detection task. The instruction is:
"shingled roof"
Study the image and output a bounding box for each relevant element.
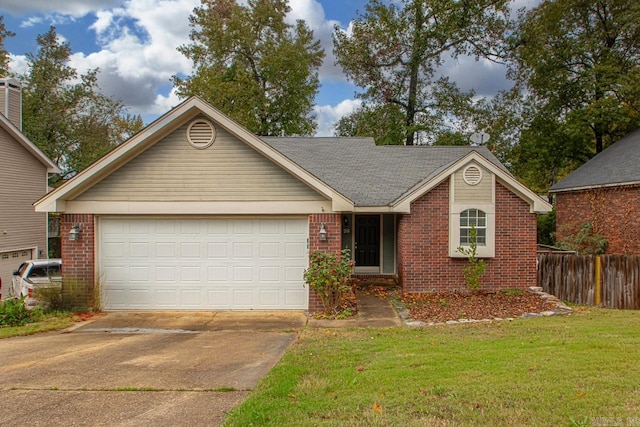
[262,137,509,207]
[549,128,640,193]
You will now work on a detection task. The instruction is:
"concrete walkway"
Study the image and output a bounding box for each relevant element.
[307,291,401,328]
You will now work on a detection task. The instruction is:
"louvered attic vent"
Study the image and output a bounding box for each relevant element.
[463,165,483,185]
[187,119,216,149]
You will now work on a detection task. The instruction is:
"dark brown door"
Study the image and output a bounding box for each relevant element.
[355,215,380,267]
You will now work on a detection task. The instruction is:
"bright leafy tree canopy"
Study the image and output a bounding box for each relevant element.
[21,27,143,183]
[505,0,640,190]
[174,0,324,136]
[333,0,510,145]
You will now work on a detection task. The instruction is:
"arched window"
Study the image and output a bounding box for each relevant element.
[460,209,486,246]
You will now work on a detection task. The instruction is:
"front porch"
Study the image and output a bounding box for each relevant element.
[341,214,397,276]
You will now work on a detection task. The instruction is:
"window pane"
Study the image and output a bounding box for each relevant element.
[460,230,469,245]
[476,229,486,246]
[459,209,488,247]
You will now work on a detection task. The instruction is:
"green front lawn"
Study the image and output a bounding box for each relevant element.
[224,308,640,426]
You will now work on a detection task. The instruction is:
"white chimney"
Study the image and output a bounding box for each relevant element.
[0,77,22,131]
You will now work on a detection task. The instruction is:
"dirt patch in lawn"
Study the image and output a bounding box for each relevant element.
[400,290,560,323]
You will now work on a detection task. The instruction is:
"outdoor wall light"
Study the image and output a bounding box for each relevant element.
[69,224,82,241]
[319,223,328,242]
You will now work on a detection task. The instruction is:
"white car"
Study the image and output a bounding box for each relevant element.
[11,259,62,307]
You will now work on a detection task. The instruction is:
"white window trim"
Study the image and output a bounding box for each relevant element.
[449,204,495,258]
[449,173,496,258]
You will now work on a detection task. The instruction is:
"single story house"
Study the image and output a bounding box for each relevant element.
[0,78,60,299]
[550,128,640,254]
[35,97,551,311]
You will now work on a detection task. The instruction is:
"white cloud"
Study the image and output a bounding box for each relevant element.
[288,0,347,83]
[314,98,362,136]
[62,0,198,116]
[7,0,355,126]
[8,54,29,75]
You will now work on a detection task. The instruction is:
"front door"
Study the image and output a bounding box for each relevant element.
[355,215,380,267]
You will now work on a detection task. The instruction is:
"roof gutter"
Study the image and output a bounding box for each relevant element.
[549,180,640,193]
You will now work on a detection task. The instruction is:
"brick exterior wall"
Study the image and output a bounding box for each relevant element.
[307,213,342,312]
[555,185,639,254]
[61,214,95,288]
[398,179,537,293]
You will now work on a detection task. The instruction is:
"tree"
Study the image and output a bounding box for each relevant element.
[334,103,406,145]
[173,0,324,136]
[21,27,143,182]
[333,0,510,145]
[508,0,640,188]
[0,16,15,76]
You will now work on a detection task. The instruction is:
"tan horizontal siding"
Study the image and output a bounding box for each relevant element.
[76,119,326,202]
[0,126,48,254]
[453,163,493,204]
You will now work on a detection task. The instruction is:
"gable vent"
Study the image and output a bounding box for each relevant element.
[187,119,216,149]
[463,165,483,186]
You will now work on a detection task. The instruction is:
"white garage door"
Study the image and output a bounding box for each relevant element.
[0,249,33,300]
[99,217,309,310]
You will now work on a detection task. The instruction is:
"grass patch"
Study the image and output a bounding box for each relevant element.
[223,308,640,426]
[0,312,84,339]
[213,386,238,392]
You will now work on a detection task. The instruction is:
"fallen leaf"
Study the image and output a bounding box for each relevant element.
[577,392,586,398]
[356,365,365,371]
[373,403,382,414]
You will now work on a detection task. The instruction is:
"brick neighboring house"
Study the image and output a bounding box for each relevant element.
[35,97,551,312]
[0,78,60,299]
[550,128,640,255]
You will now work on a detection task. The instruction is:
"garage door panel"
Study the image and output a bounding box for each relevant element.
[233,221,253,234]
[155,266,176,281]
[180,242,201,258]
[207,242,227,258]
[129,289,152,308]
[233,289,253,306]
[259,290,280,306]
[129,242,149,258]
[129,266,150,282]
[103,288,126,308]
[259,266,280,282]
[180,289,201,306]
[100,217,308,310]
[285,242,306,258]
[155,242,176,258]
[102,265,126,282]
[286,288,306,304]
[259,220,279,234]
[232,266,253,282]
[232,242,253,258]
[128,220,149,235]
[259,242,280,258]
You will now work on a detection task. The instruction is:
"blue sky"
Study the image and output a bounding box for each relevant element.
[0,0,518,135]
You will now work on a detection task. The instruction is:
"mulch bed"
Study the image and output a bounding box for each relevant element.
[400,289,560,323]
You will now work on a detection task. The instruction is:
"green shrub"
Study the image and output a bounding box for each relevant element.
[303,249,354,315]
[457,226,487,291]
[0,297,38,326]
[559,222,607,254]
[35,278,98,312]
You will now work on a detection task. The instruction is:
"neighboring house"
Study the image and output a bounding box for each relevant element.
[35,97,551,311]
[0,78,60,299]
[550,128,640,254]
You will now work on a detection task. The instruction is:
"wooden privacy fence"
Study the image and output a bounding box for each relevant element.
[538,253,640,309]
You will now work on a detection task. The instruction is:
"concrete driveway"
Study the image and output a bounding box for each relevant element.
[0,311,306,426]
